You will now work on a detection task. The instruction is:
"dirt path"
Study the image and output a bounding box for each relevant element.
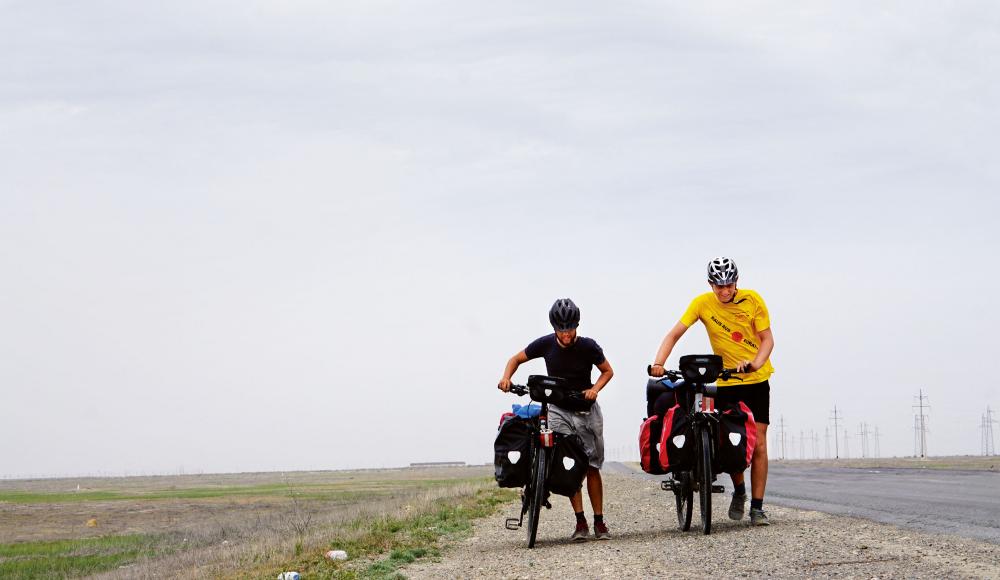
[404,472,1000,579]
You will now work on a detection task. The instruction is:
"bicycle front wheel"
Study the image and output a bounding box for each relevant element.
[698,428,713,535]
[526,446,547,548]
[674,471,693,531]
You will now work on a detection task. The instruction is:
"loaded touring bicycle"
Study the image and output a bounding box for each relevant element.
[639,355,756,535]
[494,375,589,548]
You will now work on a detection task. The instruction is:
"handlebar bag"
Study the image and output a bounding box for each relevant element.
[494,416,533,488]
[658,404,694,473]
[715,402,757,474]
[639,415,667,475]
[546,432,589,497]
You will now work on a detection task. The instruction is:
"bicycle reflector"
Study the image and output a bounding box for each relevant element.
[679,354,723,383]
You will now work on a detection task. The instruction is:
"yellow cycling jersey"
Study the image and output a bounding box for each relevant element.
[680,289,774,387]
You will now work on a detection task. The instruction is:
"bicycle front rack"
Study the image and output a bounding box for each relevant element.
[661,478,725,494]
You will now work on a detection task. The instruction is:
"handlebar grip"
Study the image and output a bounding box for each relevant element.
[508,384,528,396]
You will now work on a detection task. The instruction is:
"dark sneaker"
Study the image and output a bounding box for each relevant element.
[594,521,611,540]
[728,493,747,520]
[750,508,770,526]
[571,521,589,541]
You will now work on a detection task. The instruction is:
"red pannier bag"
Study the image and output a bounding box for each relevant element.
[658,404,694,472]
[716,402,757,474]
[638,415,667,474]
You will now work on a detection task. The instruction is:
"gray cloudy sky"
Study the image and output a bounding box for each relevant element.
[2,1,998,477]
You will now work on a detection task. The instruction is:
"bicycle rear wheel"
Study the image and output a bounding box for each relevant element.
[698,428,713,535]
[526,447,547,548]
[674,471,693,531]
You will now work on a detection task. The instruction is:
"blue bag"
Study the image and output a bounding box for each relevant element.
[512,403,542,419]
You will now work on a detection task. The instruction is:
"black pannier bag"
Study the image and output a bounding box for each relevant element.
[716,401,757,474]
[494,416,533,488]
[546,432,589,496]
[638,415,667,474]
[658,404,694,472]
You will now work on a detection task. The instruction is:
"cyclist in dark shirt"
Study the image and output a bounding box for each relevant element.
[498,298,615,541]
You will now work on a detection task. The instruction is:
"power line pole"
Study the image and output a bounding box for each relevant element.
[812,431,820,459]
[778,416,788,460]
[913,390,930,458]
[857,423,867,458]
[984,406,997,456]
[873,425,881,458]
[830,406,842,459]
[824,427,831,459]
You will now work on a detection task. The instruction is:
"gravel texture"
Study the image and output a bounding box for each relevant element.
[404,470,1000,579]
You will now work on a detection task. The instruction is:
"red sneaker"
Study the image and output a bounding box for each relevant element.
[594,521,611,540]
[571,521,589,541]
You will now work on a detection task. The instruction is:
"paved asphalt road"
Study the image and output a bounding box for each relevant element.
[609,462,1000,544]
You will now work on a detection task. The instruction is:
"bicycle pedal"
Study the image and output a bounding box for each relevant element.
[660,480,674,492]
[711,485,725,493]
[505,518,521,530]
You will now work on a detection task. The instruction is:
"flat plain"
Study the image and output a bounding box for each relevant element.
[0,466,498,578]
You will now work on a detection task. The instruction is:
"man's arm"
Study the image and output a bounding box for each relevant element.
[498,350,529,391]
[650,321,690,376]
[583,359,614,401]
[740,327,774,372]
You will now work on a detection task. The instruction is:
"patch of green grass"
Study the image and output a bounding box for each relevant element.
[0,478,491,504]
[0,534,167,579]
[258,486,516,580]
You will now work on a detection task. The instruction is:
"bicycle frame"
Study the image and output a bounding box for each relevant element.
[651,355,737,535]
[504,375,581,548]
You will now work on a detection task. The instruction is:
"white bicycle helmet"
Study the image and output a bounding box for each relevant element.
[707,257,738,285]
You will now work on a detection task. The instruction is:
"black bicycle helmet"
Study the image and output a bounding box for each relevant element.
[548,298,581,331]
[707,257,738,285]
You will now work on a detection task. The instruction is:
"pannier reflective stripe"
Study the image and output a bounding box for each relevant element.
[715,401,757,474]
[494,415,533,487]
[658,404,694,472]
[638,415,667,475]
[546,432,589,496]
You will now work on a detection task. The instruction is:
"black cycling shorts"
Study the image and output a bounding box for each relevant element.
[714,380,770,425]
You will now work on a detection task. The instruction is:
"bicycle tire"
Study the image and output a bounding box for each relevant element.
[674,471,693,531]
[699,428,713,535]
[526,446,547,548]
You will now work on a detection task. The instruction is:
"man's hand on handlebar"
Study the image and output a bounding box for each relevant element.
[497,378,512,392]
[735,360,757,373]
[649,363,666,378]
[582,387,599,401]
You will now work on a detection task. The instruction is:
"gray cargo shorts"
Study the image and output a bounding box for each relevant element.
[548,401,604,469]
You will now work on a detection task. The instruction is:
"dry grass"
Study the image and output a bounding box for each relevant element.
[81,473,494,578]
[0,466,497,578]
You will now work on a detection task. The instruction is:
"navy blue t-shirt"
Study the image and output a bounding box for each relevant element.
[523,334,606,391]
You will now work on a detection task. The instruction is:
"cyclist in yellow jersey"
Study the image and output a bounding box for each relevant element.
[650,257,775,526]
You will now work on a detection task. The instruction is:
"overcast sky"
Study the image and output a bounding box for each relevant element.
[2,1,998,477]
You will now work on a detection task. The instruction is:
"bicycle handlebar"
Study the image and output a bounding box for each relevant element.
[508,384,528,396]
[646,365,744,383]
[505,384,587,402]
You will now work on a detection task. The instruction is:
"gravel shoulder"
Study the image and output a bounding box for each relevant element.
[404,470,1000,579]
